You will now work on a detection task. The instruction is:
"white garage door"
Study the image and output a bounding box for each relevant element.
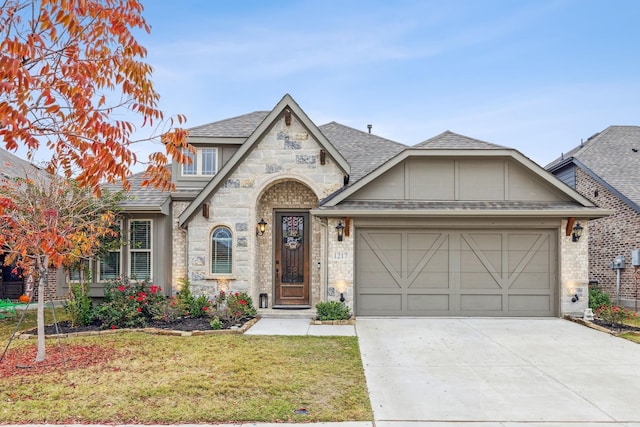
[356,229,557,316]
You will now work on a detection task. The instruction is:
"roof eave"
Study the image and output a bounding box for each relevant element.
[310,207,613,219]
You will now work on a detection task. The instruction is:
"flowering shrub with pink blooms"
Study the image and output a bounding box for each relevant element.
[210,290,257,325]
[95,276,166,329]
[595,303,637,330]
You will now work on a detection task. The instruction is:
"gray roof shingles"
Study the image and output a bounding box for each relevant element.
[546,125,640,207]
[318,122,406,182]
[0,148,45,179]
[188,111,270,138]
[415,130,506,150]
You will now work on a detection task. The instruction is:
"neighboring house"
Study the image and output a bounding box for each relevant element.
[547,126,640,309]
[0,148,64,300]
[65,94,609,317]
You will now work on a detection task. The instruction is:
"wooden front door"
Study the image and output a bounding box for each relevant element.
[274,212,310,306]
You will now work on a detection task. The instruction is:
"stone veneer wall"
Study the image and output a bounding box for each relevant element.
[559,218,589,316]
[171,201,190,293]
[184,113,344,300]
[576,167,640,307]
[326,218,354,310]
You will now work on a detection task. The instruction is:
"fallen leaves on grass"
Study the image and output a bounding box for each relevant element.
[0,344,115,377]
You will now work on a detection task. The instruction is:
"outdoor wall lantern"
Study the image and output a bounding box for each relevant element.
[572,222,583,242]
[336,221,345,242]
[256,218,267,236]
[340,293,345,305]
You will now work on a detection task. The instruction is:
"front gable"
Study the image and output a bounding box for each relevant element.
[318,144,610,219]
[347,154,572,202]
[178,94,350,227]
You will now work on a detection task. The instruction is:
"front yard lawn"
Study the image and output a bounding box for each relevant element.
[0,312,372,424]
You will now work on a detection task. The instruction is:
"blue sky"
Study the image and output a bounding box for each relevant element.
[23,0,640,170]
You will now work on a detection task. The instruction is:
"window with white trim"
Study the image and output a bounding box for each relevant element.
[129,220,152,280]
[182,148,218,176]
[98,221,122,282]
[211,226,232,274]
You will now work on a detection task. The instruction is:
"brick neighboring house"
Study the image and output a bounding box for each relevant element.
[60,94,609,317]
[0,148,64,301]
[547,125,640,309]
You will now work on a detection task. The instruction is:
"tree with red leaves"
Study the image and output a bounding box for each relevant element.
[0,0,191,194]
[0,171,122,362]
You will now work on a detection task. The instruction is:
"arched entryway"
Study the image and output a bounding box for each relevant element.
[255,179,320,308]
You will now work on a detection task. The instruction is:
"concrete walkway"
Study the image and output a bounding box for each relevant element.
[244,317,356,336]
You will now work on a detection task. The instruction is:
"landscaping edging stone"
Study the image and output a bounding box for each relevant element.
[311,318,355,325]
[16,317,260,339]
[564,314,629,336]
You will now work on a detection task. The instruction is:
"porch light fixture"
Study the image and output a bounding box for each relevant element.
[572,222,583,242]
[336,221,345,241]
[256,218,267,236]
[340,293,345,304]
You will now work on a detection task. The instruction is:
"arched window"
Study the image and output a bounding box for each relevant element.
[211,227,232,274]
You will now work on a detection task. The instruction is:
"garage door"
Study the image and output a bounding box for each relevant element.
[356,229,556,316]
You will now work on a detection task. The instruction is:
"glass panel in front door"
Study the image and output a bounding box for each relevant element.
[280,215,304,283]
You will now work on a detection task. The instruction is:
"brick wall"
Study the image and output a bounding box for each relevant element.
[576,167,640,306]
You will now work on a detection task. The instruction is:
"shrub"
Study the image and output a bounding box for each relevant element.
[64,281,94,327]
[174,277,212,318]
[95,276,166,329]
[209,316,223,330]
[316,301,351,321]
[595,304,636,330]
[589,285,611,310]
[211,291,257,325]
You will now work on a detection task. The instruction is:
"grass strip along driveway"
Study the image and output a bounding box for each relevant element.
[0,312,371,424]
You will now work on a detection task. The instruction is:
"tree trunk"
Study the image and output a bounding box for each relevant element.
[35,255,48,363]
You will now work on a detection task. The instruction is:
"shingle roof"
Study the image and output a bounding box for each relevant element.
[188,111,270,138]
[318,122,406,182]
[0,148,45,179]
[102,168,197,212]
[415,130,506,149]
[546,126,640,207]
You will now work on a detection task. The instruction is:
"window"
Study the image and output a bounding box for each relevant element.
[99,252,121,281]
[130,220,152,280]
[98,221,122,282]
[69,259,91,283]
[183,150,197,175]
[211,227,232,274]
[182,148,218,176]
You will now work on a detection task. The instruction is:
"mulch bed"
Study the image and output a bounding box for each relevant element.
[1,316,256,377]
[590,318,640,333]
[20,316,253,336]
[0,344,117,378]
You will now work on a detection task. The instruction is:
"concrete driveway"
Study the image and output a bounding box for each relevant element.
[356,318,640,427]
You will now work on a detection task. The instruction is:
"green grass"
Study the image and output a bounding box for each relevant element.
[621,332,640,343]
[623,311,640,328]
[0,310,372,424]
